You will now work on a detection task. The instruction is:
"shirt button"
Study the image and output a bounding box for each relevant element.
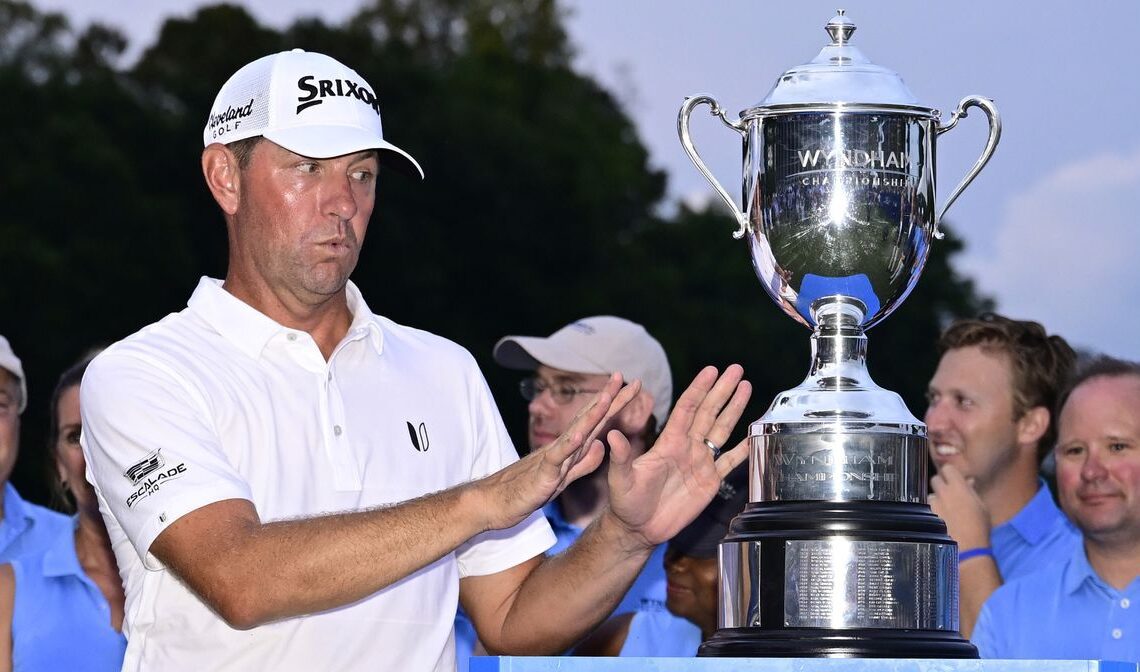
[1112,628,1123,639]
[1122,599,1131,609]
[333,425,343,436]
[286,333,298,342]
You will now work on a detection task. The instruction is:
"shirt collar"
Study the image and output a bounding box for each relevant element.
[40,516,82,579]
[1006,479,1073,544]
[343,280,384,355]
[187,277,383,359]
[1,483,30,539]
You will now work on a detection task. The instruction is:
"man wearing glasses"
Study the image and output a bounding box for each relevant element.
[495,316,673,589]
[455,316,672,668]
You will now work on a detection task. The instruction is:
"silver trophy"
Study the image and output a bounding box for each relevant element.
[678,10,999,658]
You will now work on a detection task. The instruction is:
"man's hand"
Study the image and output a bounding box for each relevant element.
[473,373,641,532]
[929,463,991,550]
[930,462,1003,638]
[604,364,752,549]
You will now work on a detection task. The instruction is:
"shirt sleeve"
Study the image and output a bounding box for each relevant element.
[80,349,253,570]
[454,357,554,578]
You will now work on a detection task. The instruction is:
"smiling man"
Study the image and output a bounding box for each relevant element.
[924,313,1080,636]
[78,50,752,672]
[973,356,1140,660]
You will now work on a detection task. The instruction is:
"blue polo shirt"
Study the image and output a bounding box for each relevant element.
[992,481,1081,580]
[10,518,126,671]
[620,607,701,657]
[974,543,1140,661]
[0,484,70,562]
[543,500,667,614]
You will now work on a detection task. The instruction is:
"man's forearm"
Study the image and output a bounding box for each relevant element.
[488,509,655,654]
[157,482,488,629]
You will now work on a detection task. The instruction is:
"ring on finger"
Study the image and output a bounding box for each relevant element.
[703,437,721,458]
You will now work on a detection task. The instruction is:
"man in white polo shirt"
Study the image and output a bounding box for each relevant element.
[79,50,752,671]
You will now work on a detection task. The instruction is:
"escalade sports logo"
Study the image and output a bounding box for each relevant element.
[125,448,165,484]
[123,449,189,508]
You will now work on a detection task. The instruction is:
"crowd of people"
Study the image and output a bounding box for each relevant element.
[0,47,1135,670]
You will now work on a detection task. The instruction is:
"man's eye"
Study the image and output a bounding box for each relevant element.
[66,430,82,445]
[557,387,577,398]
[1109,442,1131,453]
[351,170,374,183]
[298,162,319,173]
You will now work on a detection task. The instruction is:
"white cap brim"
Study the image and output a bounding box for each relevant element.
[493,336,608,375]
[264,125,424,178]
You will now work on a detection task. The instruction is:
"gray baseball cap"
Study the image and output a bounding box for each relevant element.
[493,316,673,430]
[0,335,26,414]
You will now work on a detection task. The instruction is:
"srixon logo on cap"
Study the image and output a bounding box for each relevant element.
[296,75,381,116]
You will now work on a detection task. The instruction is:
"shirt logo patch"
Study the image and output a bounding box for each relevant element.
[124,449,165,484]
[406,421,430,452]
[125,463,189,509]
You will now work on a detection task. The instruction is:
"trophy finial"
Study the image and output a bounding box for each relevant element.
[825,10,856,45]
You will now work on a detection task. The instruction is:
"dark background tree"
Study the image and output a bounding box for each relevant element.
[0,0,990,506]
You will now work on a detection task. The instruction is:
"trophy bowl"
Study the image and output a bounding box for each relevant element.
[678,10,999,658]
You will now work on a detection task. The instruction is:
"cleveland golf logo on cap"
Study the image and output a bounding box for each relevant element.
[296,75,381,115]
[207,98,255,135]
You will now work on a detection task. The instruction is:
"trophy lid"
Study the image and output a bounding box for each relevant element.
[757,10,921,108]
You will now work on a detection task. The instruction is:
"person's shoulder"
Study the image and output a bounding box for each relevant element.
[370,314,479,366]
[88,308,205,372]
[988,556,1068,610]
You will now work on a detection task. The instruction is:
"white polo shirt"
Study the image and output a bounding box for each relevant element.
[80,277,554,671]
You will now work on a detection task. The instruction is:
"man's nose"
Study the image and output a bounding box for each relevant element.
[1081,447,1109,482]
[324,175,359,222]
[924,399,946,431]
[528,388,555,416]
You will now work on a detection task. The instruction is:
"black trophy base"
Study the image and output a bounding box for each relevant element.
[698,627,978,659]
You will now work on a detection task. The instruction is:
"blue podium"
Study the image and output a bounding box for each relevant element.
[473,658,1137,672]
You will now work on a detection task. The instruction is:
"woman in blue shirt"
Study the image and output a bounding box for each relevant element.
[0,352,126,671]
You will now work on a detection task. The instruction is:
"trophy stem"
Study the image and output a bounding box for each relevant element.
[807,299,872,394]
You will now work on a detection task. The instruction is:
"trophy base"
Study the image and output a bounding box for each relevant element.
[714,501,970,658]
[697,627,978,658]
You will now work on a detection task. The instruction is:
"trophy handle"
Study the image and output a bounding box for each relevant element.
[933,95,1001,239]
[678,95,750,239]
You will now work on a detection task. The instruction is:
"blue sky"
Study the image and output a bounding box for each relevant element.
[33,0,1140,360]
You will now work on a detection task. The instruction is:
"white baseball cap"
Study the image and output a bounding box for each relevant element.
[203,49,423,178]
[0,335,26,414]
[494,316,673,430]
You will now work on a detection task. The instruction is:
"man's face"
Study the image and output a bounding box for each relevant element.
[0,369,20,486]
[526,365,611,451]
[664,546,718,632]
[231,141,378,303]
[1055,375,1140,546]
[924,345,1022,494]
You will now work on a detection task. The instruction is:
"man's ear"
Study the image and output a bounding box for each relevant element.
[1017,405,1050,449]
[201,144,242,215]
[613,390,655,438]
